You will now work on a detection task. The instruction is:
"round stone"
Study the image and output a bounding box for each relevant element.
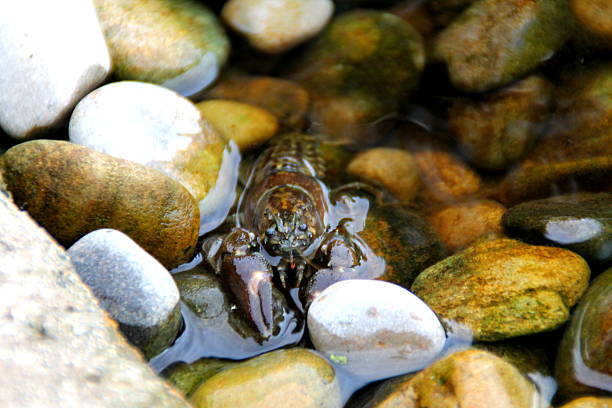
[308,279,446,381]
[68,229,181,359]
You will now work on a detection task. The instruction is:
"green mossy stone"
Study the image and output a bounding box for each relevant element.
[555,267,612,398]
[189,348,341,408]
[0,140,199,269]
[433,0,573,92]
[411,238,590,341]
[503,193,612,266]
[94,0,229,96]
[163,358,237,398]
[360,206,445,288]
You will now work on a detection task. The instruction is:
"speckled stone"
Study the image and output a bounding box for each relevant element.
[308,280,446,381]
[68,229,181,359]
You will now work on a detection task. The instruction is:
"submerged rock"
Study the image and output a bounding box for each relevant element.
[308,280,446,381]
[222,0,334,54]
[291,10,424,144]
[163,359,237,398]
[433,0,573,91]
[206,74,310,130]
[197,99,278,151]
[347,349,543,408]
[94,0,229,97]
[347,148,420,202]
[412,238,590,341]
[555,267,612,398]
[0,0,110,139]
[189,348,342,408]
[570,0,612,48]
[70,81,225,202]
[449,76,554,170]
[559,397,612,408]
[499,63,612,205]
[68,229,182,359]
[503,193,612,266]
[0,140,200,269]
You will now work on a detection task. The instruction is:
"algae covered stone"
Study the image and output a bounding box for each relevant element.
[95,0,229,97]
[189,348,341,408]
[555,267,612,398]
[197,99,278,151]
[0,140,199,269]
[433,0,573,91]
[411,238,590,341]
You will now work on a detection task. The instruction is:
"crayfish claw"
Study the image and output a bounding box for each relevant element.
[222,253,275,339]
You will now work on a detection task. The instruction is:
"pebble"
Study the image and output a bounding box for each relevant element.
[197,99,278,151]
[570,0,612,47]
[412,238,591,341]
[206,73,310,130]
[222,0,334,54]
[94,0,229,97]
[503,193,612,265]
[0,140,200,269]
[433,0,572,91]
[555,267,612,398]
[353,349,543,408]
[559,397,612,408]
[449,76,554,171]
[189,348,342,408]
[308,280,446,381]
[499,62,612,205]
[0,0,110,139]
[429,199,506,253]
[69,81,225,202]
[68,229,182,359]
[347,147,420,202]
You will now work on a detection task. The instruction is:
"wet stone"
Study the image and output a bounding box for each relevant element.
[555,267,612,398]
[222,0,334,54]
[348,349,542,408]
[559,397,612,408]
[0,140,200,269]
[449,76,554,171]
[347,147,420,202]
[503,193,612,266]
[94,0,229,97]
[197,99,278,151]
[428,199,506,253]
[308,280,446,381]
[0,0,110,139]
[499,63,612,205]
[163,359,237,398]
[189,348,342,408]
[433,0,572,92]
[359,205,445,288]
[411,238,591,341]
[205,74,310,130]
[70,81,225,202]
[68,229,181,359]
[291,10,424,144]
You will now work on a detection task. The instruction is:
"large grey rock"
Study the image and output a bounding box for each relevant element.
[68,229,182,359]
[0,193,189,407]
[0,0,110,139]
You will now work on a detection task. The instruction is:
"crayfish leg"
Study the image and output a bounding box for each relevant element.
[222,253,274,340]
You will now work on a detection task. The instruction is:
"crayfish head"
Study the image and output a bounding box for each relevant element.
[256,186,322,257]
